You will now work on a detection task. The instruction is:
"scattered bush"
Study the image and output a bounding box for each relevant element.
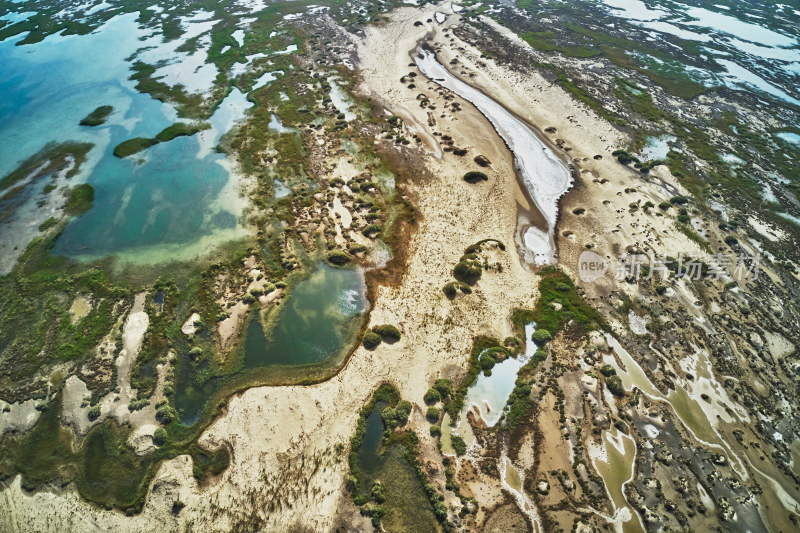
[479,352,496,371]
[372,324,401,343]
[381,406,398,428]
[450,434,467,456]
[504,336,521,349]
[669,195,689,205]
[79,105,113,126]
[463,171,488,183]
[64,184,94,215]
[606,375,625,396]
[599,364,616,377]
[156,404,179,424]
[172,500,185,515]
[430,425,441,436]
[326,249,353,266]
[724,235,739,246]
[655,285,667,295]
[113,137,159,158]
[426,406,440,422]
[153,427,167,446]
[88,405,101,421]
[362,331,382,350]
[395,400,412,425]
[531,329,552,345]
[433,378,453,399]
[424,388,441,405]
[453,260,482,285]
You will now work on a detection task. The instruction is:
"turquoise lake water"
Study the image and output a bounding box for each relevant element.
[0,13,249,265]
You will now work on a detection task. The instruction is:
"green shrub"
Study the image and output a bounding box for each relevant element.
[504,336,521,349]
[395,400,412,425]
[113,137,159,158]
[479,352,496,371]
[658,202,672,210]
[669,195,689,205]
[655,285,667,295]
[153,427,167,446]
[606,375,625,396]
[371,481,386,503]
[381,406,397,428]
[531,329,552,344]
[424,388,441,405]
[450,434,467,456]
[156,404,178,424]
[88,405,101,421]
[155,122,206,142]
[725,235,738,246]
[533,349,547,363]
[463,171,488,183]
[453,260,482,285]
[429,425,441,436]
[38,217,58,232]
[172,500,185,515]
[599,364,616,377]
[372,324,401,343]
[362,331,382,350]
[326,249,353,266]
[433,378,453,399]
[426,406,440,422]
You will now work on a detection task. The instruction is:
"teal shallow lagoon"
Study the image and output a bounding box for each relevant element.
[0,12,250,268]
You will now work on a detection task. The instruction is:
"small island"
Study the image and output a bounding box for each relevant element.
[79,105,113,126]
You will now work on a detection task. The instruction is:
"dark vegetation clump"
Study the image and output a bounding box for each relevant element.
[450,434,467,456]
[606,375,625,396]
[113,137,159,158]
[362,331,382,350]
[463,171,488,183]
[64,184,94,215]
[326,249,353,266]
[372,324,401,343]
[79,105,113,126]
[424,388,441,405]
[473,155,491,167]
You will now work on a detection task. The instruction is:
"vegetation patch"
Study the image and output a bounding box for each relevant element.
[463,171,488,183]
[64,184,94,215]
[79,105,113,126]
[372,324,401,343]
[155,122,208,142]
[113,137,159,158]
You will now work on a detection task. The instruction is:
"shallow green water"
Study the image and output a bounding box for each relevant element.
[354,401,439,532]
[175,263,366,423]
[243,263,367,367]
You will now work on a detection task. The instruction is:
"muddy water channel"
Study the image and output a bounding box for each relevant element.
[414,47,572,266]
